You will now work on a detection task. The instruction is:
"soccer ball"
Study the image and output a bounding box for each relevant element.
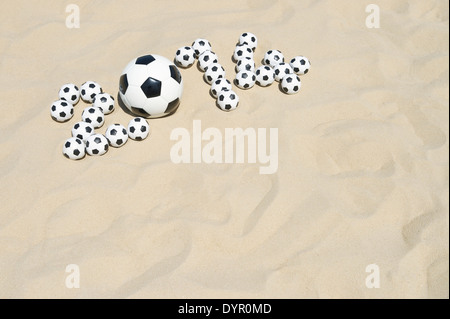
[210,78,232,98]
[58,83,80,105]
[85,134,109,156]
[233,44,253,62]
[204,63,225,84]
[50,100,74,122]
[71,121,94,142]
[80,81,102,103]
[127,117,150,141]
[273,62,294,82]
[255,65,275,87]
[235,70,256,90]
[235,57,255,73]
[239,32,257,51]
[217,89,239,111]
[93,93,115,115]
[63,137,86,160]
[119,54,183,118]
[81,106,104,128]
[192,38,212,58]
[175,46,196,68]
[198,50,219,72]
[280,74,301,94]
[264,50,284,67]
[290,56,311,75]
[105,123,128,148]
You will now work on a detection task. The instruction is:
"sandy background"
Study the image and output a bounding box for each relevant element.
[0,0,448,298]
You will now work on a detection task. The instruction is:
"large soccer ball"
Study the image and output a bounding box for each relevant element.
[119,54,183,118]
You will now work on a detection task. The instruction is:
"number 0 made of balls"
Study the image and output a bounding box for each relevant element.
[119,54,183,118]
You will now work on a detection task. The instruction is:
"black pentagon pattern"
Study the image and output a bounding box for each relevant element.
[65,141,71,148]
[129,126,135,133]
[73,149,80,156]
[140,77,162,98]
[135,55,156,65]
[119,74,128,94]
[169,65,182,84]
[110,129,117,136]
[140,126,147,133]
[51,105,56,111]
[300,59,306,65]
[165,98,180,114]
[81,89,86,95]
[74,123,80,129]
[63,87,70,93]
[304,69,309,74]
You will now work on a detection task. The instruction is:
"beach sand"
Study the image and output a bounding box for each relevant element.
[0,0,448,298]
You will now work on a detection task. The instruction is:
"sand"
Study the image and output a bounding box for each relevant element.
[0,0,448,299]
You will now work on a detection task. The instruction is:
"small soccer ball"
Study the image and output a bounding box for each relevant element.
[204,63,225,84]
[105,123,128,148]
[50,99,74,122]
[235,57,255,73]
[239,32,257,51]
[198,50,218,72]
[255,65,275,87]
[264,50,284,67]
[273,62,294,82]
[127,117,150,141]
[63,137,86,160]
[192,38,212,58]
[235,70,256,90]
[85,134,109,156]
[80,81,102,103]
[81,106,104,128]
[281,74,301,94]
[58,83,80,105]
[217,89,239,111]
[210,78,232,98]
[93,93,115,115]
[290,56,311,75]
[175,46,196,68]
[233,44,253,62]
[71,121,94,142]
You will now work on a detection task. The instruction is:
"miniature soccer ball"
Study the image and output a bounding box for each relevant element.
[281,74,301,94]
[127,117,150,141]
[255,65,275,87]
[85,134,109,156]
[210,78,232,98]
[105,123,128,148]
[80,81,102,103]
[239,32,257,51]
[198,50,219,72]
[63,137,86,160]
[290,56,311,75]
[93,93,115,115]
[235,57,255,73]
[264,50,284,67]
[217,89,239,111]
[50,100,74,122]
[175,46,196,68]
[233,44,253,62]
[235,70,256,90]
[119,54,183,118]
[58,83,80,105]
[81,106,104,128]
[71,121,94,142]
[192,38,212,58]
[273,62,294,82]
[204,63,225,84]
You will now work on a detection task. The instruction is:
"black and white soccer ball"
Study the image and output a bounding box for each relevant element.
[58,83,80,105]
[210,78,232,98]
[290,56,311,75]
[119,54,183,119]
[239,32,257,51]
[273,62,294,82]
[93,93,115,115]
[175,46,196,68]
[71,121,94,142]
[280,74,301,94]
[63,137,86,160]
[105,123,128,148]
[85,133,109,156]
[198,50,219,72]
[50,99,74,122]
[204,63,225,84]
[81,106,104,128]
[235,70,256,90]
[236,57,255,73]
[233,44,253,62]
[191,38,212,58]
[264,50,284,67]
[80,81,103,103]
[127,117,150,141]
[255,65,275,87]
[217,89,239,112]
